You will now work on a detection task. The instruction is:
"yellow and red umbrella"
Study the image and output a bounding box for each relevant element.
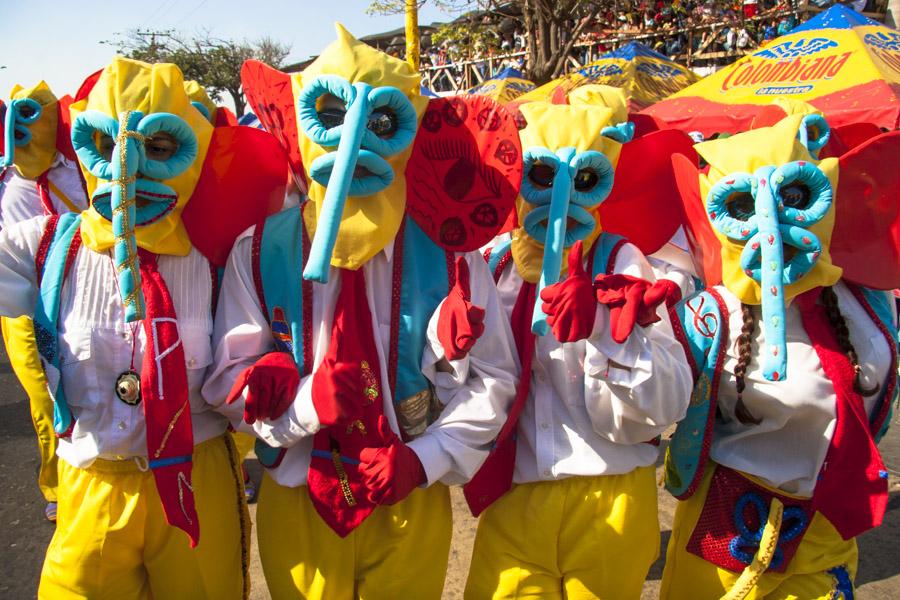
[643,5,900,135]
[468,67,536,104]
[517,42,700,112]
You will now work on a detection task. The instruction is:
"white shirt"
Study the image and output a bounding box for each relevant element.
[202,225,519,488]
[494,242,693,483]
[0,216,225,468]
[710,283,896,497]
[0,154,88,228]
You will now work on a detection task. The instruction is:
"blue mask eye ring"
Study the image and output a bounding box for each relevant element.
[297,75,355,148]
[523,203,595,248]
[707,172,758,242]
[361,87,418,157]
[569,150,615,207]
[135,113,199,181]
[600,121,635,144]
[770,161,832,228]
[521,147,561,205]
[797,114,830,155]
[71,110,117,180]
[11,98,42,126]
[190,101,211,122]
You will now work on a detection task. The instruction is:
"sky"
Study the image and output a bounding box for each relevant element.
[0,0,453,102]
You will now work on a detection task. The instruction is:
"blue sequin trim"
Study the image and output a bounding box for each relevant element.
[728,491,808,570]
[827,565,854,599]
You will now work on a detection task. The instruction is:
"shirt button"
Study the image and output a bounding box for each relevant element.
[540,422,550,431]
[117,421,127,430]
[187,358,197,368]
[543,469,552,477]
[535,373,546,383]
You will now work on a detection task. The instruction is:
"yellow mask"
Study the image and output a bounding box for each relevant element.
[696,114,842,381]
[5,81,59,179]
[293,23,429,279]
[511,86,630,284]
[71,56,213,258]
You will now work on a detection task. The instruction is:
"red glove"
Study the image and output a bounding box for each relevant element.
[539,240,597,343]
[310,356,366,428]
[437,256,486,360]
[225,352,300,424]
[359,416,427,506]
[594,275,679,343]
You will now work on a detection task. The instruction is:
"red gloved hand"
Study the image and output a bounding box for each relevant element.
[359,416,427,506]
[310,356,365,428]
[594,275,678,343]
[539,240,597,343]
[437,256,486,360]
[225,352,300,424]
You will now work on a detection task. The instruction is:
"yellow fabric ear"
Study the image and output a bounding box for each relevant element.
[295,23,429,270]
[698,119,842,304]
[9,81,59,179]
[183,79,217,123]
[72,56,213,257]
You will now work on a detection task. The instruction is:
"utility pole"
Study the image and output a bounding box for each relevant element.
[406,0,420,71]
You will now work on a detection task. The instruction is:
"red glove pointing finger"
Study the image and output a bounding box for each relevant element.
[437,256,486,360]
[594,274,677,343]
[539,240,597,343]
[225,352,300,424]
[359,416,427,505]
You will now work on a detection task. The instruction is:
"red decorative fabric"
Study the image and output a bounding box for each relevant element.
[796,287,889,540]
[34,173,57,216]
[464,283,536,516]
[34,214,61,286]
[539,240,597,343]
[307,268,393,537]
[687,466,813,574]
[359,415,426,506]
[137,250,198,547]
[593,274,672,343]
[437,256,486,360]
[225,352,300,425]
[406,95,522,252]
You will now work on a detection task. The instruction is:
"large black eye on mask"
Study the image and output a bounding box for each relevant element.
[779,182,812,210]
[574,168,599,192]
[368,107,398,138]
[317,108,346,130]
[527,162,555,189]
[725,191,755,221]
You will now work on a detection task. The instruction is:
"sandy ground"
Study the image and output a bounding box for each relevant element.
[1,330,898,599]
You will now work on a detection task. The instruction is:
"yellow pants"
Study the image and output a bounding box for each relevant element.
[660,464,858,600]
[465,466,660,600]
[232,431,256,461]
[257,474,452,599]
[39,434,251,600]
[2,316,58,502]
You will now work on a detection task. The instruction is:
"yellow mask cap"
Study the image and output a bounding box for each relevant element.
[697,115,842,303]
[297,23,429,270]
[8,81,59,179]
[72,56,214,256]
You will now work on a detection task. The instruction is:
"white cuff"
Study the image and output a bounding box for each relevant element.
[408,433,453,485]
[252,375,320,447]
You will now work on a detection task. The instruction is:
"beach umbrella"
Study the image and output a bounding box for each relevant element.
[516,42,700,111]
[643,4,900,135]
[468,67,536,103]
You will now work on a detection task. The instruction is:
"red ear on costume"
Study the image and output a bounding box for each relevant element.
[818,122,883,159]
[74,69,103,103]
[671,152,722,287]
[831,129,900,290]
[240,60,306,194]
[599,129,697,256]
[629,113,665,138]
[56,95,77,161]
[748,104,789,130]
[182,126,288,267]
[214,106,238,127]
[405,95,522,251]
